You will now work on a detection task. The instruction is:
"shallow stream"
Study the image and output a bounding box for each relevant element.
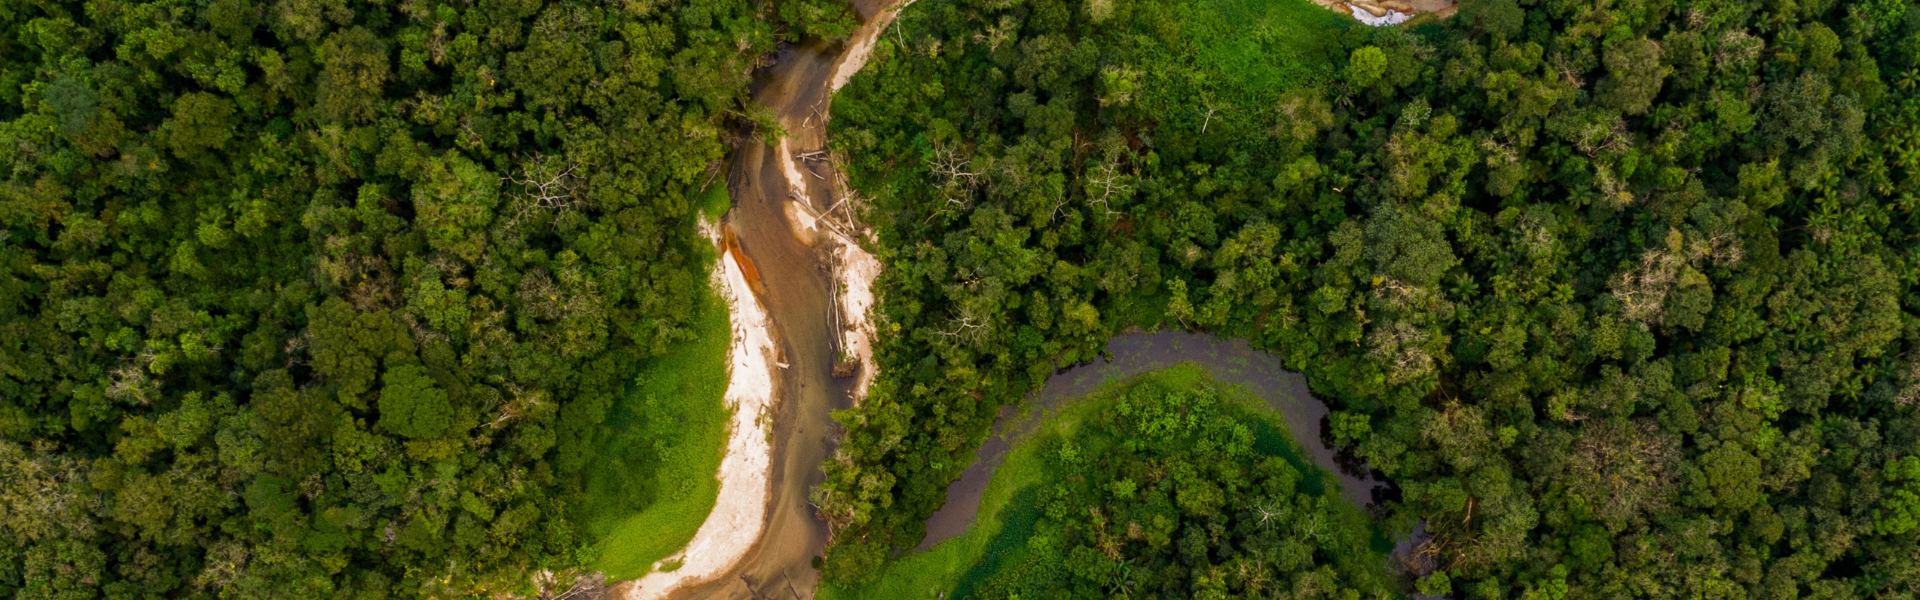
[674,0,1437,593]
[918,330,1394,550]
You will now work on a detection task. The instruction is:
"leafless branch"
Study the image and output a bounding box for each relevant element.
[504,154,587,224]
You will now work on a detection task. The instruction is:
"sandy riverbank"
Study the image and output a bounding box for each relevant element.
[1311,0,1454,24]
[772,92,883,405]
[618,0,901,595]
[818,0,902,402]
[619,219,781,599]
[831,0,913,92]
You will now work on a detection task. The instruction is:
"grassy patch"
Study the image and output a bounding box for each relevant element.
[574,299,732,581]
[698,178,732,221]
[573,184,737,582]
[1128,0,1351,143]
[817,370,1152,600]
[1183,0,1348,93]
[948,485,1042,600]
[821,364,1377,600]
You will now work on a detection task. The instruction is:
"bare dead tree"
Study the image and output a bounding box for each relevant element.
[504,154,586,224]
[933,307,993,347]
[105,360,155,404]
[929,143,980,185]
[1084,156,1130,218]
[1297,511,1329,542]
[1574,116,1633,157]
[1367,321,1436,385]
[1611,228,1741,324]
[1548,51,1586,89]
[1897,360,1920,407]
[485,383,550,430]
[529,571,606,600]
[927,143,981,221]
[1478,133,1522,168]
[973,15,1018,51]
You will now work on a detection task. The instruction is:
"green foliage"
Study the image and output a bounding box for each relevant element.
[1348,46,1388,89]
[1878,456,1920,535]
[825,366,1385,600]
[0,0,772,595]
[378,365,452,440]
[817,0,1347,579]
[1417,570,1452,597]
[825,0,1920,596]
[580,299,732,581]
[1329,410,1370,445]
[781,0,860,41]
[958,377,1387,600]
[821,369,1099,600]
[157,92,235,157]
[1596,39,1668,115]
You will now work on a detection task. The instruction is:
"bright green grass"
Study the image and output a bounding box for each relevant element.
[573,186,737,582]
[820,364,1366,600]
[1131,0,1351,141]
[698,179,732,221]
[816,369,1152,600]
[1187,0,1348,91]
[576,300,732,581]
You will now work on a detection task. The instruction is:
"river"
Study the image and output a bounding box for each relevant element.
[917,330,1395,551]
[660,0,895,597]
[676,1,1427,596]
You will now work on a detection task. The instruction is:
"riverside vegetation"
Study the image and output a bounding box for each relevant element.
[825,364,1390,600]
[953,368,1387,600]
[0,0,848,597]
[820,0,1920,598]
[8,0,1920,597]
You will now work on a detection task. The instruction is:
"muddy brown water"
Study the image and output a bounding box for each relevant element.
[916,331,1394,551]
[684,0,1429,593]
[661,1,892,597]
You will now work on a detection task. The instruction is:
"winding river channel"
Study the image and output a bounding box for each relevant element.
[917,331,1395,551]
[659,0,894,597]
[671,1,1422,596]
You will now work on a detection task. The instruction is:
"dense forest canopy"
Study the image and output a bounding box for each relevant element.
[960,370,1389,600]
[0,0,879,595]
[822,0,1920,598]
[8,0,1920,595]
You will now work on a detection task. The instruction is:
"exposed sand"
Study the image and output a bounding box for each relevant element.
[822,23,893,401]
[787,43,888,404]
[621,219,780,600]
[772,157,880,403]
[1309,0,1450,23]
[1352,6,1412,25]
[619,3,898,595]
[776,175,883,403]
[785,199,821,246]
[831,0,915,92]
[776,138,815,205]
[833,238,882,400]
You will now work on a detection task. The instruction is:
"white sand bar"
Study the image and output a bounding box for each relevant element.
[621,220,779,599]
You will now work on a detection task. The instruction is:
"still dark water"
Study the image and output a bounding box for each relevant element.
[916,330,1394,550]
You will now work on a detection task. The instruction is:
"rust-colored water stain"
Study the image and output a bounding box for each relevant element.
[722,221,770,299]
